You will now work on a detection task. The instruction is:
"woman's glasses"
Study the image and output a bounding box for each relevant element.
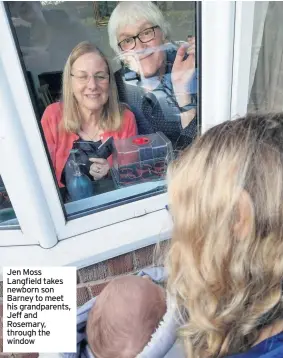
[118,26,159,51]
[71,72,109,85]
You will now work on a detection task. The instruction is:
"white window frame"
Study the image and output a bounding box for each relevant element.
[0,1,237,269]
[0,44,57,248]
[231,1,255,119]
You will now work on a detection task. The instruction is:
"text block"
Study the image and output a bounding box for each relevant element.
[3,267,76,353]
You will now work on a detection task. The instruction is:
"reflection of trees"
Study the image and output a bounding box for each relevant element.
[153,1,195,37]
[8,1,50,49]
[41,1,62,5]
[42,1,95,21]
[97,2,116,18]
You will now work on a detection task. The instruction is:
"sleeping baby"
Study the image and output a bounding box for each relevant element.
[86,272,182,358]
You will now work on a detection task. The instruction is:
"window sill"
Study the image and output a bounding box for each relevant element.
[0,208,172,280]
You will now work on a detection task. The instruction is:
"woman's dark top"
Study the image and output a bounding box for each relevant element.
[114,43,198,150]
[227,332,283,358]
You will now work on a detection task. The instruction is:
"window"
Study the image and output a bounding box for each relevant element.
[0,175,18,228]
[1,0,233,258]
[248,2,282,113]
[5,1,200,222]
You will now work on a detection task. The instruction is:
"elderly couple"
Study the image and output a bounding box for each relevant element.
[41,1,197,189]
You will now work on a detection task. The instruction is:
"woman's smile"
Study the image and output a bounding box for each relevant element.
[71,52,109,112]
[85,94,101,99]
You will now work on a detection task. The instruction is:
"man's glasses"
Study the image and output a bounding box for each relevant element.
[118,26,159,51]
[71,72,109,85]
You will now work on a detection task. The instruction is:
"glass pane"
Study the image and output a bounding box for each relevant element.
[248,2,282,112]
[6,1,200,219]
[0,175,19,228]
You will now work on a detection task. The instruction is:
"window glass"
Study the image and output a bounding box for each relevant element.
[6,1,199,219]
[0,175,19,228]
[248,2,282,112]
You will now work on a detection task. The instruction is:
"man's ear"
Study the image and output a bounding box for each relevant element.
[234,190,253,240]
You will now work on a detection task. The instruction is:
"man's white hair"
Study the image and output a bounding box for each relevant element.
[108,1,171,54]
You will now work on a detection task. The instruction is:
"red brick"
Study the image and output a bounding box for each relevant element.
[88,281,108,297]
[78,261,109,283]
[153,240,170,266]
[77,286,90,307]
[0,303,2,353]
[133,245,155,269]
[108,253,134,276]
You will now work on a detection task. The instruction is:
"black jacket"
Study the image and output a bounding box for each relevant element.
[114,45,198,150]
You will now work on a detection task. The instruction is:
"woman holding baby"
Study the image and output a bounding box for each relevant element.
[72,113,283,358]
[167,113,283,358]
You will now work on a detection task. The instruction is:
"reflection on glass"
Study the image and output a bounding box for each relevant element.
[0,176,18,228]
[112,132,173,187]
[7,1,199,219]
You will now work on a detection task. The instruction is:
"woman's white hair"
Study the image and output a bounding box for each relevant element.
[108,1,171,54]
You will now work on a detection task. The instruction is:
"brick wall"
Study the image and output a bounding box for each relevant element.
[76,241,169,306]
[0,241,169,356]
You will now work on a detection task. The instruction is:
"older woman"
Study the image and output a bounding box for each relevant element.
[108,1,197,150]
[41,41,137,191]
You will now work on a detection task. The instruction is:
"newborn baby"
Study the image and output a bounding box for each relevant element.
[86,275,167,358]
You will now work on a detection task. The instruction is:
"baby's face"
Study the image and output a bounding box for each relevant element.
[87,275,167,358]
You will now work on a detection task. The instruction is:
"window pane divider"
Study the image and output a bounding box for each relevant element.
[0,51,58,248]
[231,1,255,119]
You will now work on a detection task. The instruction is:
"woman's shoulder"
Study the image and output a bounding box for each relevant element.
[226,332,283,358]
[121,103,135,120]
[41,102,63,123]
[119,104,137,136]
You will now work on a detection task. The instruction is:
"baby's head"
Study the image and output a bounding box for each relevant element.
[86,275,166,358]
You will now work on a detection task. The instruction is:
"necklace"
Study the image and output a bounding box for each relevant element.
[79,128,102,142]
[75,101,102,142]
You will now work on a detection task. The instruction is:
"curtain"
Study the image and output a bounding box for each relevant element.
[249,2,283,112]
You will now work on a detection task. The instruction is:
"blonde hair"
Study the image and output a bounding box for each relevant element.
[167,113,283,357]
[86,275,166,358]
[62,41,123,133]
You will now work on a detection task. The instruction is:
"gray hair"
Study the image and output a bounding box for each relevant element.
[108,1,171,54]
